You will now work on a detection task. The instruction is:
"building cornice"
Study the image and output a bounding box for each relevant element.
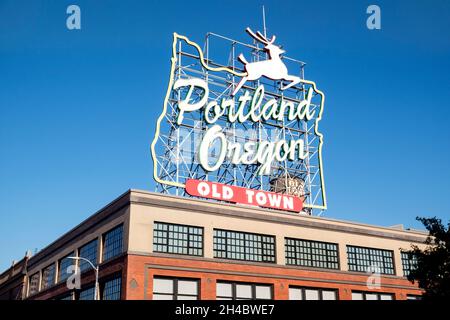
[27,190,131,269]
[129,190,427,243]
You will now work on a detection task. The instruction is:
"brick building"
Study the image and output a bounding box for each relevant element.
[0,189,425,300]
[0,255,29,300]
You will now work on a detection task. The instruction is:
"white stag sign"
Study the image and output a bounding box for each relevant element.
[150,28,327,211]
[232,28,302,96]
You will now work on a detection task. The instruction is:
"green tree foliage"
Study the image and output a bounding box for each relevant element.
[406,217,450,299]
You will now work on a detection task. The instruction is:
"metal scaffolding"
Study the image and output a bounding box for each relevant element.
[152,31,326,215]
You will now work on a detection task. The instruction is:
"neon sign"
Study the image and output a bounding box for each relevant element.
[186,179,303,212]
[174,79,314,174]
[151,28,327,213]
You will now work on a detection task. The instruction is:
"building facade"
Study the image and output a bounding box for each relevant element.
[0,255,29,300]
[0,190,425,300]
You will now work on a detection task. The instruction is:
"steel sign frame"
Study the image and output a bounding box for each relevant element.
[150,31,327,214]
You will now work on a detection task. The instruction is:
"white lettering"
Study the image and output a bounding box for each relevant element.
[222,186,233,200]
[267,193,282,208]
[198,125,227,172]
[197,182,210,196]
[175,78,312,175]
[175,78,314,125]
[245,189,255,204]
[283,196,294,210]
[174,78,209,124]
[212,184,221,198]
[255,192,267,206]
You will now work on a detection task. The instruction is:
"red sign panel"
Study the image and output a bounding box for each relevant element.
[185,179,303,212]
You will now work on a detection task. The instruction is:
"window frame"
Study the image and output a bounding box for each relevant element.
[57,292,74,300]
[78,284,96,300]
[213,228,276,263]
[153,222,204,257]
[288,285,339,300]
[78,238,98,273]
[58,252,75,283]
[102,224,124,263]
[28,272,40,297]
[152,276,200,300]
[40,263,56,291]
[347,245,396,275]
[216,281,274,300]
[285,237,340,270]
[401,251,417,277]
[406,294,422,300]
[351,291,395,300]
[100,273,122,300]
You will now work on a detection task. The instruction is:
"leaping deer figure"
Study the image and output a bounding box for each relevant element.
[231,28,301,97]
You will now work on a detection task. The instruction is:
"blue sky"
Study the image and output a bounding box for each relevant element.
[0,0,449,271]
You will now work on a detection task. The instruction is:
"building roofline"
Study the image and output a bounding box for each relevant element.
[0,255,28,285]
[26,189,132,268]
[129,189,428,238]
[16,188,428,272]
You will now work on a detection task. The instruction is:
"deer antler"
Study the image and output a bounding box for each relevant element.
[258,31,276,44]
[246,27,269,44]
[256,31,268,42]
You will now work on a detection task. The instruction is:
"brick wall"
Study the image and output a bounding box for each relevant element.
[124,254,422,300]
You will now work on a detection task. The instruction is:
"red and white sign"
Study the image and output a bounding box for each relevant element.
[185,179,303,212]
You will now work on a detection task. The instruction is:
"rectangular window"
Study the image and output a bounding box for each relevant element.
[153,222,203,256]
[213,229,276,263]
[79,239,98,272]
[28,272,40,296]
[79,286,95,300]
[153,277,199,300]
[102,275,122,300]
[289,286,338,300]
[216,281,273,300]
[401,252,418,277]
[351,291,394,300]
[59,293,73,300]
[102,224,123,262]
[41,263,56,290]
[347,245,395,275]
[58,253,74,283]
[285,238,339,269]
[406,294,422,300]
